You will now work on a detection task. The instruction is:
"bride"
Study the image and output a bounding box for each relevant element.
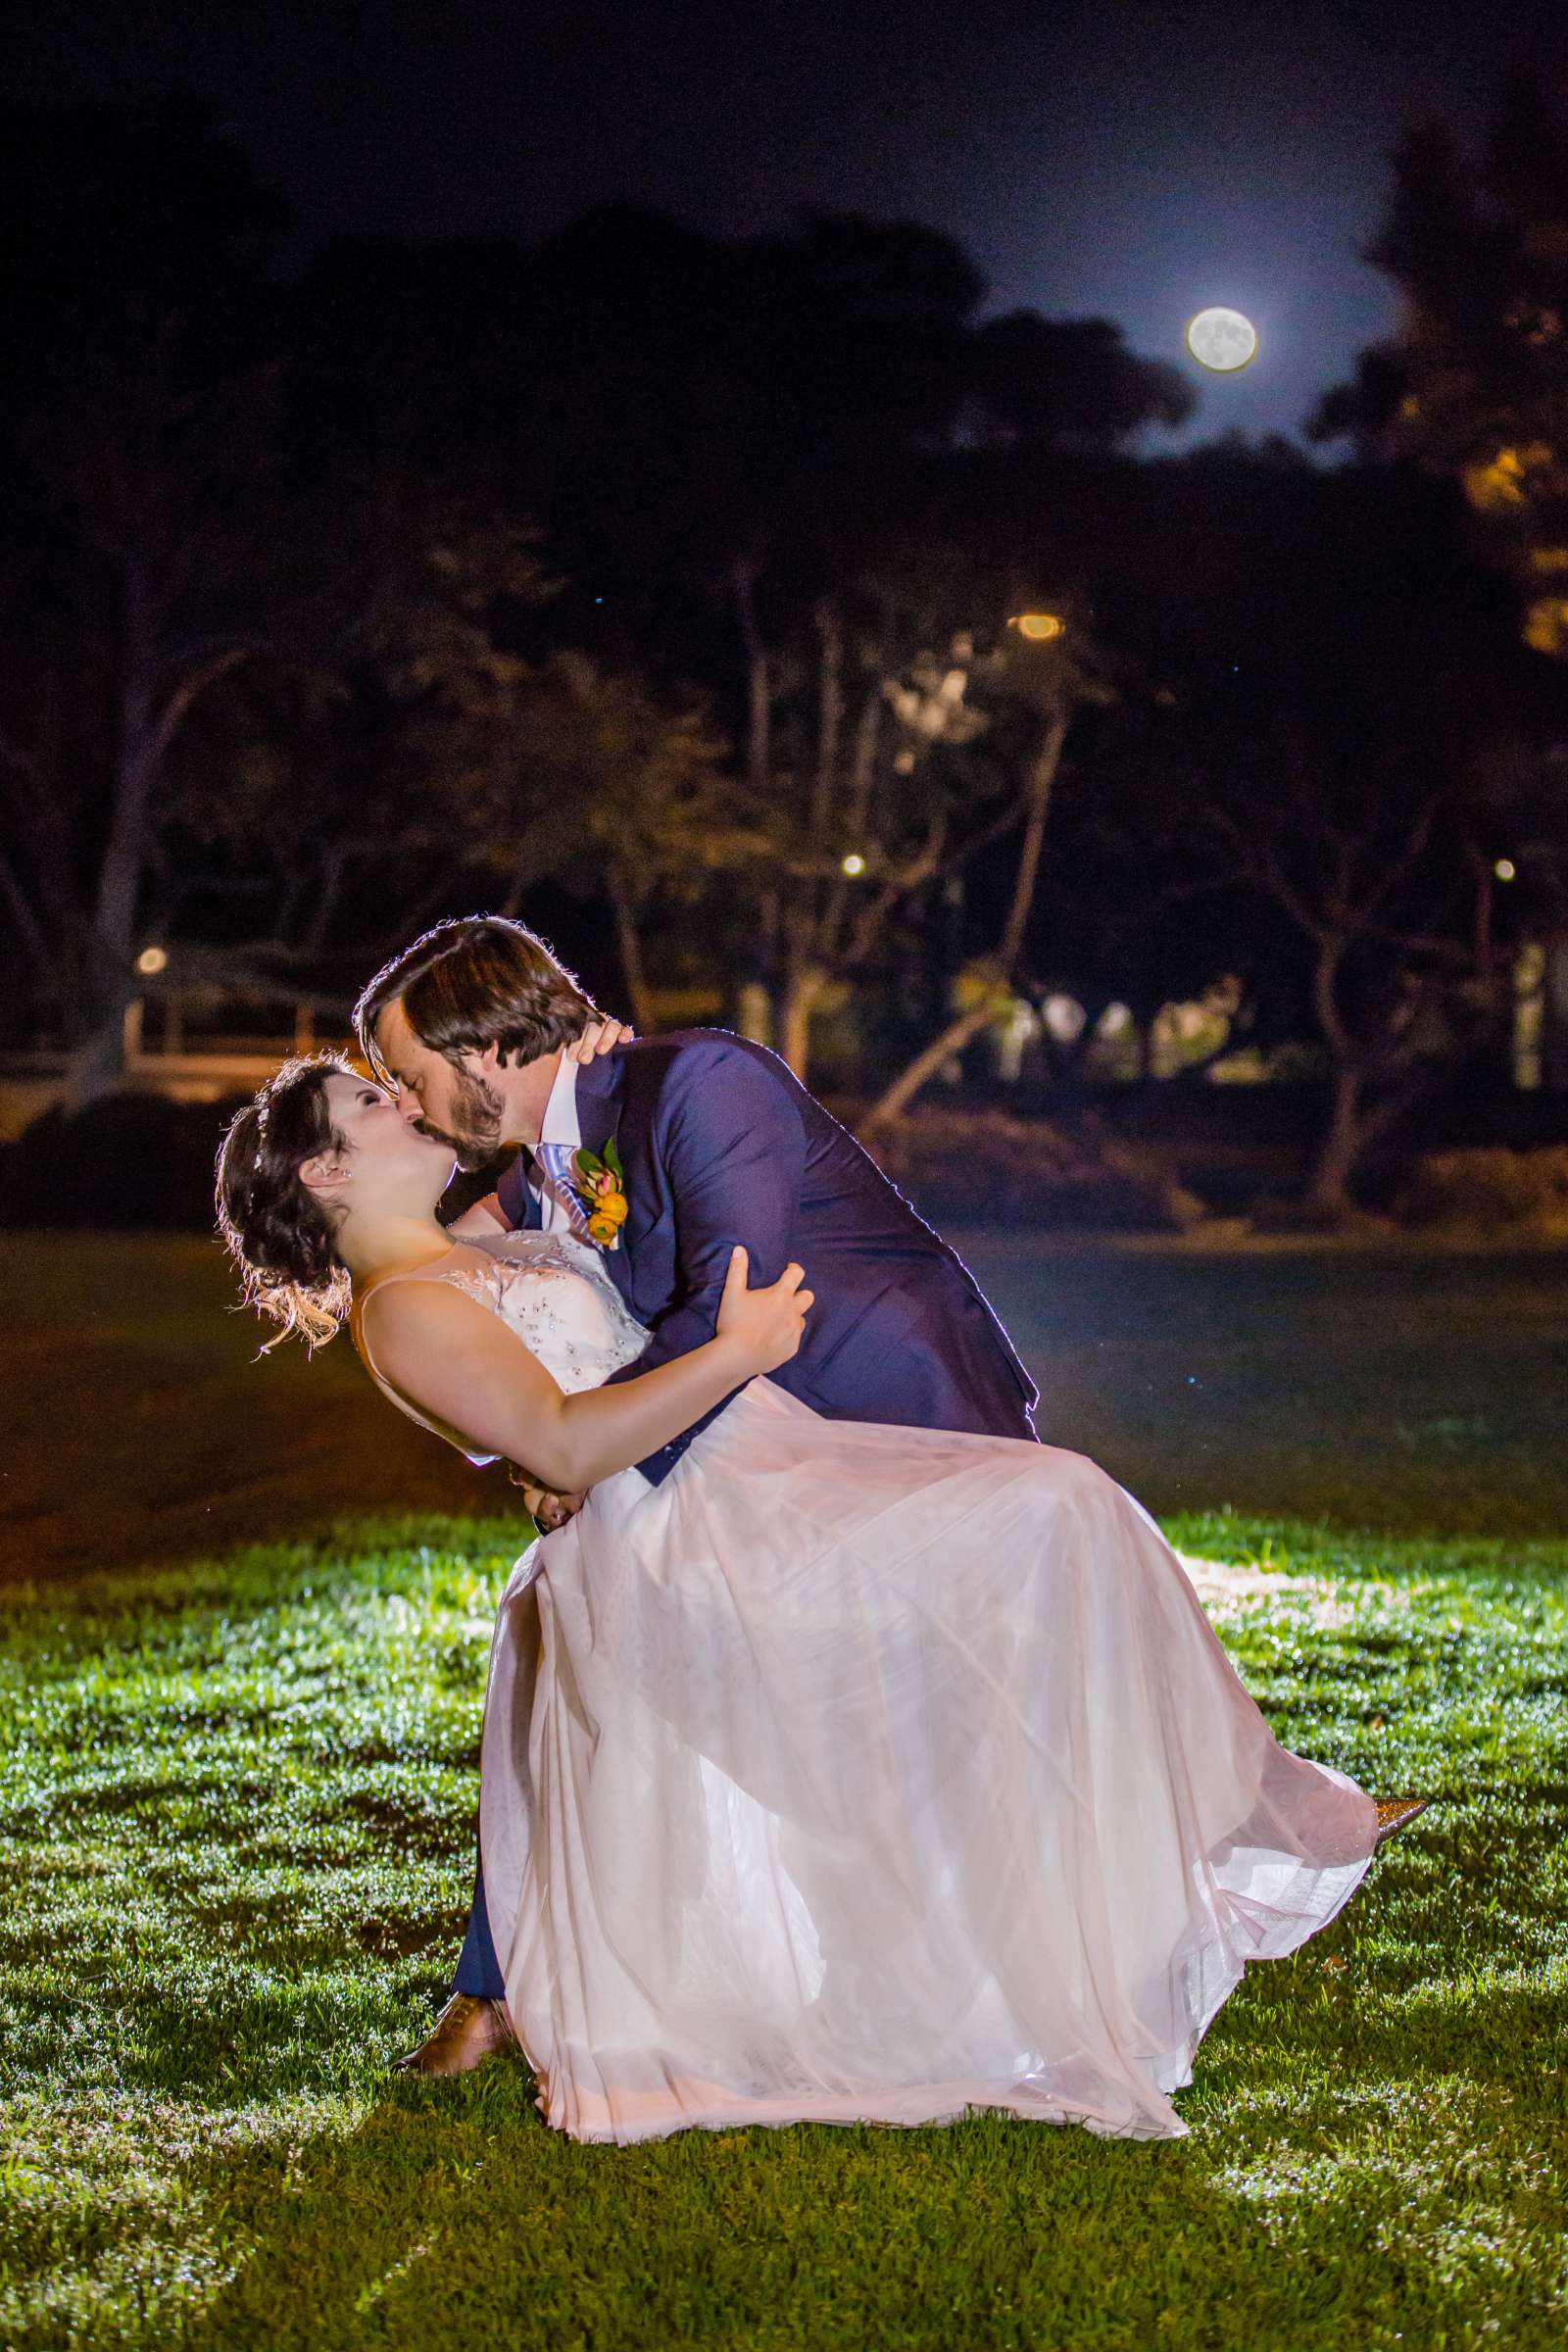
[218,1052,1417,2146]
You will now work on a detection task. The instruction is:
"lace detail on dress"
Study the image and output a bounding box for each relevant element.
[430,1231,650,1396]
[350,1227,653,1465]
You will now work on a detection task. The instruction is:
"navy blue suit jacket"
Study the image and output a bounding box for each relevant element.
[495,1030,1038,1483]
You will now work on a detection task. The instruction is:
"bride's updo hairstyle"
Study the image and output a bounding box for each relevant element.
[216,1054,358,1349]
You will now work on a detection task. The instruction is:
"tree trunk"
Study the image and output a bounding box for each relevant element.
[859,988,1008,1132]
[76,684,156,1102]
[1298,932,1368,1219]
[820,689,883,963]
[68,778,143,1101]
[62,995,138,1110]
[0,837,56,985]
[778,965,827,1079]
[995,709,1066,974]
[302,846,351,956]
[862,707,1069,1132]
[70,640,251,1106]
[1302,1060,1366,1218]
[734,558,771,800]
[810,600,842,844]
[608,866,656,1033]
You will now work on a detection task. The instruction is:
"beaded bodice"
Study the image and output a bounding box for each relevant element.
[431,1231,650,1392]
[353,1229,651,1461]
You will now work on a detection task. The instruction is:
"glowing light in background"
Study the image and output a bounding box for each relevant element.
[1009,612,1064,641]
[1185,308,1258,372]
[135,946,169,976]
[841,853,867,877]
[1494,858,1517,881]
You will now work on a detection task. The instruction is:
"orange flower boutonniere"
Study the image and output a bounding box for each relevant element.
[571,1138,629,1250]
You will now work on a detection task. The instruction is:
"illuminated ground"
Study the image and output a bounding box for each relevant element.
[1,1235,1565,2344]
[2,1516,1564,2347]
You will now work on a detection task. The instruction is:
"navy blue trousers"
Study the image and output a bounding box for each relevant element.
[452,1864,505,1997]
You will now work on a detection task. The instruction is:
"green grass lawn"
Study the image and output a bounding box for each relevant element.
[2,1232,1566,2346]
[2,1514,1564,2350]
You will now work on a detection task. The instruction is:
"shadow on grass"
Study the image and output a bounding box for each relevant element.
[168,2075,1268,2352]
[164,1975,1568,2352]
[38,1827,1564,2345]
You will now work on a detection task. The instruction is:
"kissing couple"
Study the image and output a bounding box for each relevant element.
[218,913,1426,2146]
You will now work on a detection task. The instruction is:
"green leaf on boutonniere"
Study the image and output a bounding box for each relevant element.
[603,1135,624,1182]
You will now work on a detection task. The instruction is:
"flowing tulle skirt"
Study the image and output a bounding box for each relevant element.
[477,1379,1377,2144]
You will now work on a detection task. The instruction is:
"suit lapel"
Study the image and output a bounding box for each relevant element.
[495,1149,541,1231]
[571,1053,626,1165]
[571,1054,639,1304]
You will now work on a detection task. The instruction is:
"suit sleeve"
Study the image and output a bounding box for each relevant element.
[603,1044,805,1480]
[494,1152,535,1231]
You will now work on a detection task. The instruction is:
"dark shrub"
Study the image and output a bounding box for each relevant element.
[0,1089,505,1231]
[864,1108,1207,1232]
[0,1093,249,1229]
[1398,1147,1568,1234]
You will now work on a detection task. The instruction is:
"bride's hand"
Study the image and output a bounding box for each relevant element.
[532,1486,588,1532]
[569,1017,634,1063]
[716,1247,813,1373]
[509,1468,587,1531]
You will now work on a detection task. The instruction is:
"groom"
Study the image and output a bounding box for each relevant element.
[356,913,1039,2073]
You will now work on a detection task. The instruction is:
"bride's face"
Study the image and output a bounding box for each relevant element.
[318,1072,455,1204]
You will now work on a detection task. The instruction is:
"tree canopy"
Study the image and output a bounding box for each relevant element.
[1312,75,1568,661]
[1,93,1563,1182]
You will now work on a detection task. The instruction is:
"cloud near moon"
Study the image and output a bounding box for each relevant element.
[1185,307,1258,371]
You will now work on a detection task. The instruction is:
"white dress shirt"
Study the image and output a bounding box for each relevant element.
[529,1052,583,1233]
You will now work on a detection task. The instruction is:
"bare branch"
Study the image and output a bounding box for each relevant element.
[123,648,251,797]
[0,839,56,979]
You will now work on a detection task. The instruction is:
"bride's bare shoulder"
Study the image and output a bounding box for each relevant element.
[356,1255,497,1357]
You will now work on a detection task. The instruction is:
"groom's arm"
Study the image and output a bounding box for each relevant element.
[603,1043,805,1480]
[445,1193,508,1237]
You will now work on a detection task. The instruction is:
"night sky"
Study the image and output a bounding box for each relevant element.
[13,0,1568,447]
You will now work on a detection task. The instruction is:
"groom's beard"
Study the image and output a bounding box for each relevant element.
[422,1064,508,1172]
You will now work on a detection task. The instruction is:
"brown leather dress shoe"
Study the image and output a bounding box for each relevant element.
[394,1993,518,2077]
[1373,1795,1431,1848]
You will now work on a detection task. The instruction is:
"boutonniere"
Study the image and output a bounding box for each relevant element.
[571,1137,629,1249]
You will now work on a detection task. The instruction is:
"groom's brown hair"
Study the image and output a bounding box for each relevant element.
[355,916,597,1080]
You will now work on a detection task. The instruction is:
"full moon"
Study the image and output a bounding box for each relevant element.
[1185,307,1258,372]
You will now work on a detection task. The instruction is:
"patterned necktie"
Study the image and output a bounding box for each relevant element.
[532,1140,592,1238]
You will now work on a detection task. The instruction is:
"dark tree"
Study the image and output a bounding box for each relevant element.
[0,100,300,1092]
[1095,455,1564,1214]
[1312,76,1568,662]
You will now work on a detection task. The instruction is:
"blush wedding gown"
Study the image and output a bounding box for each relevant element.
[356,1229,1379,2146]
